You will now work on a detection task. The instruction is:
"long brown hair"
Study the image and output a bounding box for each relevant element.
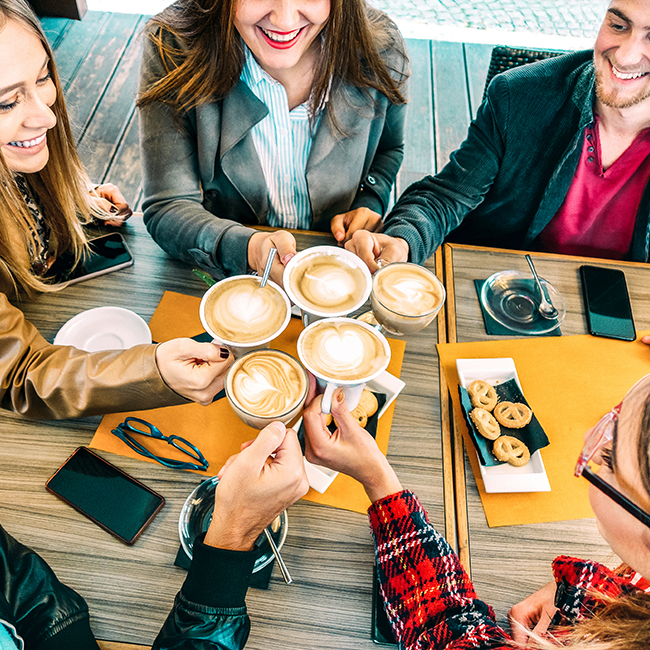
[0,0,101,296]
[137,0,408,133]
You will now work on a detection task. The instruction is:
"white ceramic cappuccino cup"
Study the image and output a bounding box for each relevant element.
[283,246,372,326]
[199,275,291,357]
[297,317,391,414]
[225,349,309,429]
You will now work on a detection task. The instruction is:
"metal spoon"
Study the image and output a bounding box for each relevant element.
[525,255,558,320]
[259,247,278,288]
[263,526,292,584]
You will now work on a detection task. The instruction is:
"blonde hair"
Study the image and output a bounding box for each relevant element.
[519,590,650,650]
[0,0,106,296]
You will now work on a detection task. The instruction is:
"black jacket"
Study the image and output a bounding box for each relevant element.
[0,525,253,649]
[384,50,650,264]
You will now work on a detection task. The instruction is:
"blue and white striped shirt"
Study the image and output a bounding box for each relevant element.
[240,47,322,230]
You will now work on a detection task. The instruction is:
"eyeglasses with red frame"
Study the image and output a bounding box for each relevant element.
[575,403,650,530]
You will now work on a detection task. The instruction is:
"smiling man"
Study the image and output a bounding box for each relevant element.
[347,0,650,270]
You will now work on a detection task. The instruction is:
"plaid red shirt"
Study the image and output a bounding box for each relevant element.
[368,490,646,649]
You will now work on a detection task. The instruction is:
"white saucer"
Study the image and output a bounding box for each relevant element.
[53,306,152,352]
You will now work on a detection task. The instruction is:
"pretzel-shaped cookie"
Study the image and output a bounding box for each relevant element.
[469,407,501,440]
[492,435,531,467]
[493,401,532,428]
[467,380,498,411]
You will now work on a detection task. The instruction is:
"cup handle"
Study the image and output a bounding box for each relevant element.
[321,383,336,415]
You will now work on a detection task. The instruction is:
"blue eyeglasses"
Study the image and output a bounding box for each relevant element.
[111,417,209,471]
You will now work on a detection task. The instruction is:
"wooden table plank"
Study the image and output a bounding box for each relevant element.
[80,14,149,184]
[65,12,142,142]
[40,16,73,50]
[431,40,472,172]
[463,43,496,118]
[442,243,650,624]
[398,39,435,194]
[48,11,109,90]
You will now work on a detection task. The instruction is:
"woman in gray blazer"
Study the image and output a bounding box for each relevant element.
[137,0,409,286]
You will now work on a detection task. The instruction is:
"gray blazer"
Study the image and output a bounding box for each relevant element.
[138,23,409,280]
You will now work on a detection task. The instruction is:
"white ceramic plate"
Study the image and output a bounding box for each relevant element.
[53,306,152,351]
[456,358,551,493]
[300,370,406,494]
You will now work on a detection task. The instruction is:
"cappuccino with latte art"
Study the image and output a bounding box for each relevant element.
[225,350,308,429]
[371,263,445,335]
[284,246,371,320]
[200,276,290,351]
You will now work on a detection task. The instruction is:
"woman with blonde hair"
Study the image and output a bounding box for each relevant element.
[0,0,232,419]
[137,0,409,286]
[302,373,650,650]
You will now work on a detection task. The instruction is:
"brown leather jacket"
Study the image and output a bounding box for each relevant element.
[0,270,186,420]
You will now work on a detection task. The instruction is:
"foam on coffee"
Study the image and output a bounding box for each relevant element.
[227,350,307,418]
[373,264,444,316]
[203,276,288,344]
[287,251,368,314]
[299,320,388,382]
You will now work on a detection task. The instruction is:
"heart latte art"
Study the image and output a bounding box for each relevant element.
[202,276,288,344]
[299,320,389,382]
[371,263,445,335]
[226,350,308,426]
[287,251,368,315]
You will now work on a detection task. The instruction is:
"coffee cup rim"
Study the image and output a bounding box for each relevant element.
[372,262,446,319]
[199,275,291,346]
[282,246,372,318]
[224,348,309,419]
[296,317,391,385]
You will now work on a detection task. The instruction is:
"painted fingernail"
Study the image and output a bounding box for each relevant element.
[336,390,344,403]
[220,347,230,359]
[281,253,295,266]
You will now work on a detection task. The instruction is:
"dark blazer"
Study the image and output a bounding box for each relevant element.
[384,50,650,264]
[139,20,409,280]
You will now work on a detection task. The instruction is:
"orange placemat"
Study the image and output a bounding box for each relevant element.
[91,291,405,514]
[437,331,650,527]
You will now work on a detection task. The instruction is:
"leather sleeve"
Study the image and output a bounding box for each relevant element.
[0,292,186,419]
[0,525,99,650]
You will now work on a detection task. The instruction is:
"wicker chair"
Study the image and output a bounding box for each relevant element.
[482,46,566,100]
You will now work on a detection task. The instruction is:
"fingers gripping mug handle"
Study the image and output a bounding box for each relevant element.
[321,383,336,415]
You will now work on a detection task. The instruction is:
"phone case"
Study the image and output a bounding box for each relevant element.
[45,447,164,545]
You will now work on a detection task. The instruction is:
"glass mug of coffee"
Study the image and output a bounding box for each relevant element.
[225,349,309,429]
[199,275,291,357]
[283,246,372,326]
[369,262,446,336]
[297,318,391,414]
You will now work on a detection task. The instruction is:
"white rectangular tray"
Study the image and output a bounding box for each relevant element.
[456,358,551,494]
[301,370,406,493]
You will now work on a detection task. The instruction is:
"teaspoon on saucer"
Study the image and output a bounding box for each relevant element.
[525,255,558,320]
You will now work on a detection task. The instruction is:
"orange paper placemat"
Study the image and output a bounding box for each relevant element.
[91,291,405,514]
[437,331,650,527]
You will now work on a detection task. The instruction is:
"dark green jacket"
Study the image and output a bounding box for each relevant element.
[384,50,650,264]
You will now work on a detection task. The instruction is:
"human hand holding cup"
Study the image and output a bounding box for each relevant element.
[297,318,391,414]
[199,274,291,358]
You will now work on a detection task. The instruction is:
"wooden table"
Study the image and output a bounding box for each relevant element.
[0,216,446,649]
[441,242,650,625]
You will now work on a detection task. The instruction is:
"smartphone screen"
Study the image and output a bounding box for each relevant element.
[46,447,164,545]
[47,232,134,285]
[372,568,397,645]
[580,265,636,342]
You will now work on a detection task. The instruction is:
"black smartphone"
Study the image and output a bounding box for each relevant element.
[47,232,134,285]
[372,568,397,645]
[580,265,636,342]
[45,447,165,545]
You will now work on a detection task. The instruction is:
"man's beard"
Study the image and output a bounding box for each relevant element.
[595,55,650,109]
